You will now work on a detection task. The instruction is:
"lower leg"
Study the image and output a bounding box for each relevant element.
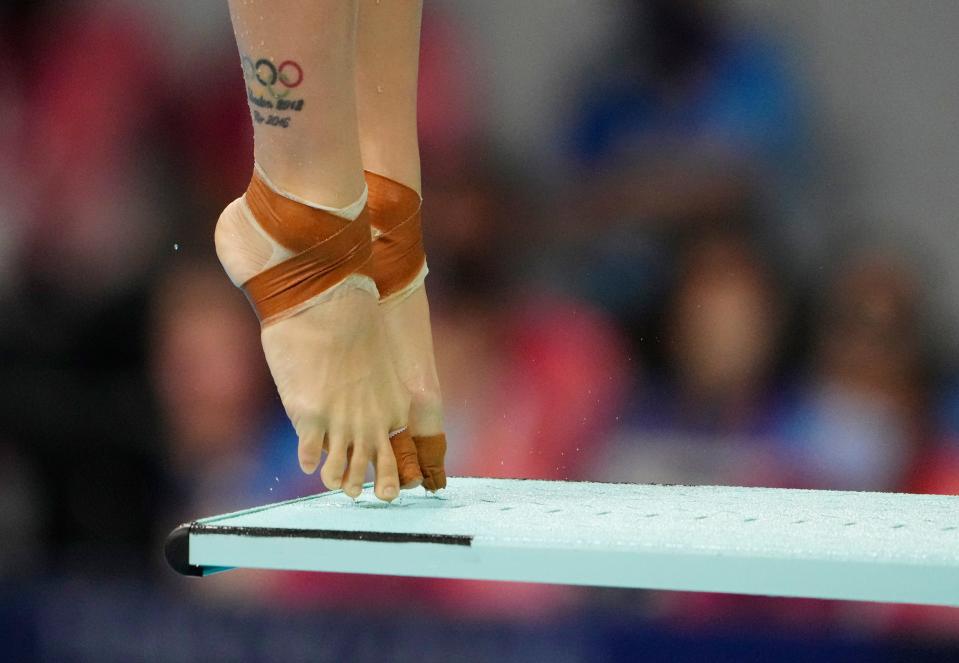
[229,0,365,206]
[355,0,423,195]
[216,0,410,500]
[356,0,446,491]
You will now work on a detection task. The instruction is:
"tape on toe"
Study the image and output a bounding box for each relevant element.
[241,171,374,325]
[414,433,447,492]
[365,171,427,300]
[389,428,423,488]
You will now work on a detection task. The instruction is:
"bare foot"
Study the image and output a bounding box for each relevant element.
[215,196,408,501]
[380,284,447,491]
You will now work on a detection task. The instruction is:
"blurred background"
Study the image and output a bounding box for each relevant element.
[2,0,959,660]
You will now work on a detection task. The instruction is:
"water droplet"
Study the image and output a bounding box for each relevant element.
[173,243,179,251]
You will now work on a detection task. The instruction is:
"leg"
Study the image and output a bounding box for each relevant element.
[355,0,423,196]
[229,0,364,206]
[356,0,447,491]
[217,0,409,501]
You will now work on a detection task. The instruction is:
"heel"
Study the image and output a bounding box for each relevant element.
[214,198,277,287]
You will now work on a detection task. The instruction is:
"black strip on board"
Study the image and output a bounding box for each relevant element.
[191,523,473,546]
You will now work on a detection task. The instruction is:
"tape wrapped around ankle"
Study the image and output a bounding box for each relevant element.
[365,171,426,300]
[241,172,374,325]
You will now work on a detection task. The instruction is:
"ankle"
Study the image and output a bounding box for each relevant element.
[253,157,365,209]
[214,198,278,286]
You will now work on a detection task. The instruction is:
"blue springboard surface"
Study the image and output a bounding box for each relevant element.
[186,477,959,606]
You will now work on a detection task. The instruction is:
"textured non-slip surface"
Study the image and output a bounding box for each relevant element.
[184,478,959,605]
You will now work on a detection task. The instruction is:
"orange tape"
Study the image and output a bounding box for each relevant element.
[390,429,424,489]
[245,171,346,252]
[364,171,426,299]
[240,172,373,325]
[414,433,447,492]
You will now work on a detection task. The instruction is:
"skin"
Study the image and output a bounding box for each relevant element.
[355,0,445,439]
[228,0,365,207]
[225,0,431,501]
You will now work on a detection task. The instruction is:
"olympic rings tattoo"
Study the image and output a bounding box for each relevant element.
[241,56,303,99]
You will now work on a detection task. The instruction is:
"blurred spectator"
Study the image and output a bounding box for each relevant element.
[150,262,274,522]
[667,232,783,430]
[776,250,930,491]
[19,1,169,298]
[421,155,630,484]
[559,0,805,337]
[416,7,486,174]
[597,231,786,487]
[0,0,173,573]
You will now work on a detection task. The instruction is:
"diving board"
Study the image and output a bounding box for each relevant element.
[165,477,959,606]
